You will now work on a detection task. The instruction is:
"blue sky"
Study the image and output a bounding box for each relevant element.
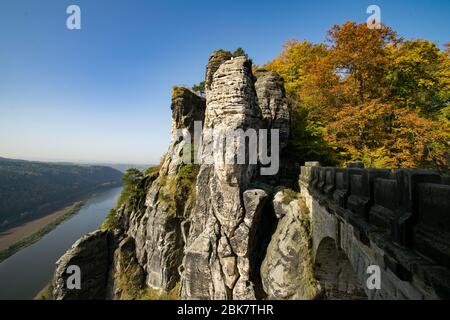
[0,0,448,164]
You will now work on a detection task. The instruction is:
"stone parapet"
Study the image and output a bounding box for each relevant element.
[300,164,450,299]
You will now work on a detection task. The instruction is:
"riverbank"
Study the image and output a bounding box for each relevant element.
[0,187,122,300]
[0,200,88,264]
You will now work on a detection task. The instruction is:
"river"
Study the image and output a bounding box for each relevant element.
[0,187,122,300]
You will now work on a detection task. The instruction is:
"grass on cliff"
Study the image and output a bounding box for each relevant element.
[157,164,199,217]
[35,282,54,300]
[177,164,199,199]
[113,238,180,300]
[116,168,147,208]
[101,166,160,231]
[283,188,299,205]
[140,283,180,300]
[101,208,121,231]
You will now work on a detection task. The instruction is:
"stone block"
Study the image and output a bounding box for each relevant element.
[417,183,450,231]
[347,169,371,222]
[390,170,442,247]
[305,161,320,167]
[324,168,336,198]
[332,168,349,211]
[370,177,399,230]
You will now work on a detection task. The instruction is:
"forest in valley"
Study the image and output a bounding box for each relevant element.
[0,157,123,229]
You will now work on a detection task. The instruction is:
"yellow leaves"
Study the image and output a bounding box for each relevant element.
[385,39,449,114]
[266,20,449,170]
[265,40,337,112]
[322,100,449,169]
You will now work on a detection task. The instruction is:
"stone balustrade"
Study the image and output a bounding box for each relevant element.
[300,162,450,299]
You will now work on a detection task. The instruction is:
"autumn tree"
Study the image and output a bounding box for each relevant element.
[265,21,449,171]
[265,41,339,165]
[327,21,398,104]
[266,40,336,110]
[325,100,450,169]
[386,40,449,117]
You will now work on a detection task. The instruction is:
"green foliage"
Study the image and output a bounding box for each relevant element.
[288,108,338,166]
[233,47,249,58]
[386,40,450,116]
[0,157,122,229]
[101,208,121,231]
[101,167,158,231]
[177,164,199,185]
[214,49,233,58]
[192,81,205,96]
[35,282,54,300]
[143,165,160,178]
[175,164,199,216]
[117,168,146,208]
[266,22,450,170]
[157,175,177,216]
[156,164,199,218]
[140,282,180,300]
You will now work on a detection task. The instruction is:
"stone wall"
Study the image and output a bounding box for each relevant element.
[300,163,450,299]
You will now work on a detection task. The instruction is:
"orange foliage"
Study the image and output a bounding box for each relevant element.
[325,101,449,169]
[265,21,449,171]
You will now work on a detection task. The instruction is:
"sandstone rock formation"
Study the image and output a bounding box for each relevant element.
[261,189,320,300]
[254,69,290,150]
[52,50,310,301]
[122,87,206,292]
[53,230,110,300]
[205,50,233,91]
[181,56,263,300]
[108,236,147,300]
[178,55,296,300]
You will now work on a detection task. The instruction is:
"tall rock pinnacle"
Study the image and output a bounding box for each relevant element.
[118,87,206,294]
[181,56,267,300]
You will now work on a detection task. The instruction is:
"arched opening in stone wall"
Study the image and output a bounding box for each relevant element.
[314,237,367,300]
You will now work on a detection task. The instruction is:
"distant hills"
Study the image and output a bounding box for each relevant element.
[0,157,124,229]
[93,163,152,173]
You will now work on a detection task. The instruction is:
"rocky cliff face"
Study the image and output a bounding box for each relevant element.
[120,86,206,293]
[52,50,304,301]
[254,70,290,150]
[181,56,263,300]
[261,189,320,300]
[53,230,110,300]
